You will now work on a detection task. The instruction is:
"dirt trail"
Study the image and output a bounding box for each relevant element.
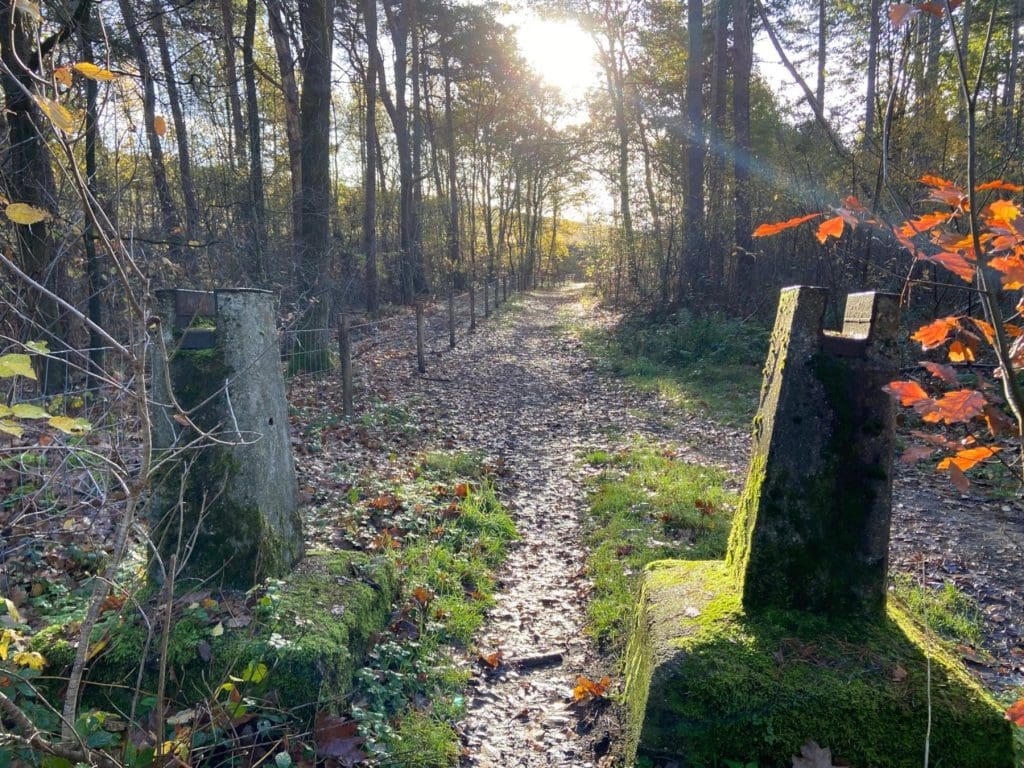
[301,284,1022,765]
[387,286,743,767]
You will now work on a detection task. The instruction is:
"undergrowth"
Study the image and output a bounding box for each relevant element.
[583,442,737,651]
[890,574,984,647]
[351,451,518,764]
[579,307,767,426]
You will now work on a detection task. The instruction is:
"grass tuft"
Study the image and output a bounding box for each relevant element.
[891,574,984,646]
[584,442,737,651]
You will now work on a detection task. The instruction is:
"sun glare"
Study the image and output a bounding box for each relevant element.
[513,14,600,103]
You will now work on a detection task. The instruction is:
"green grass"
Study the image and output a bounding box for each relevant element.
[890,574,984,646]
[579,308,767,426]
[584,442,738,651]
[351,453,518,761]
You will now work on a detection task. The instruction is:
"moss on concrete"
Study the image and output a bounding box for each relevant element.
[37,552,396,720]
[624,559,1014,768]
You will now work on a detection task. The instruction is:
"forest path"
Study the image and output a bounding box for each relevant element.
[397,285,744,767]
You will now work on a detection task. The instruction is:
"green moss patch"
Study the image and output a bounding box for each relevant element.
[584,443,737,651]
[37,552,396,721]
[624,560,1014,768]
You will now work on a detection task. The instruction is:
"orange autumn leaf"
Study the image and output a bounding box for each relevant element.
[947,340,974,363]
[920,361,958,386]
[454,482,470,498]
[816,216,845,244]
[479,651,503,669]
[926,251,975,282]
[899,211,953,238]
[53,66,72,87]
[900,444,935,464]
[946,463,970,493]
[1005,697,1024,726]
[888,3,916,26]
[752,213,821,238]
[969,317,996,345]
[938,446,1001,472]
[919,0,961,16]
[921,389,987,425]
[911,317,959,350]
[991,255,1024,290]
[573,675,610,701]
[153,115,167,137]
[977,180,1024,193]
[412,586,433,605]
[987,199,1021,224]
[983,405,1019,437]
[883,380,929,406]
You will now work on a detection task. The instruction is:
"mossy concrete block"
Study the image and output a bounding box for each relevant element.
[37,552,396,719]
[623,560,1014,768]
[149,288,301,588]
[726,287,900,616]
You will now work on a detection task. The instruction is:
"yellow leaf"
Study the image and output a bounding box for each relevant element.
[53,67,72,87]
[11,404,49,419]
[14,0,40,22]
[0,354,36,379]
[3,599,22,625]
[153,115,167,137]
[241,662,268,683]
[33,94,76,133]
[0,632,9,661]
[0,421,23,438]
[47,415,91,435]
[5,203,51,226]
[86,637,108,661]
[72,62,116,81]
[13,651,44,670]
[210,622,224,637]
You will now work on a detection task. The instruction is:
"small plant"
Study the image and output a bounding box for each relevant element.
[891,574,983,646]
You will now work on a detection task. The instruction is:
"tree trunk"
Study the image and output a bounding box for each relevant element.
[151,0,201,240]
[364,0,380,314]
[82,24,103,378]
[707,0,730,287]
[682,0,705,295]
[117,0,184,261]
[863,0,880,147]
[1006,0,1022,141]
[816,0,826,110]
[443,56,460,284]
[295,0,336,371]
[220,0,247,165]
[731,0,753,297]
[266,0,303,252]
[243,0,266,281]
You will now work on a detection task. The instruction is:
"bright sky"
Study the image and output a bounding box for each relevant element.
[511,13,602,105]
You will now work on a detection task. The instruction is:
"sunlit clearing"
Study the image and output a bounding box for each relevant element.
[514,14,600,103]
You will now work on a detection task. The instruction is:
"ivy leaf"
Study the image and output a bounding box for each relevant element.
[5,203,51,226]
[11,404,49,419]
[0,353,37,380]
[47,416,91,435]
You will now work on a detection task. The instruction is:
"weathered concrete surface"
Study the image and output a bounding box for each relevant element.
[149,288,301,588]
[726,287,900,616]
[622,559,1015,767]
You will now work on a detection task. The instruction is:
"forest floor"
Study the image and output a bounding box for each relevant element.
[288,283,1024,766]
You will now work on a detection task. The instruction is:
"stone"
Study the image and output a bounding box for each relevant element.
[623,287,1014,767]
[726,286,900,616]
[149,288,302,588]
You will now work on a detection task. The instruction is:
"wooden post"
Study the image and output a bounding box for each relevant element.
[337,315,354,417]
[469,283,477,331]
[339,314,353,419]
[448,287,456,349]
[416,301,426,374]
